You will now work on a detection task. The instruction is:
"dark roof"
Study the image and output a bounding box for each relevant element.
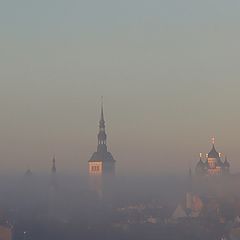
[89,151,115,163]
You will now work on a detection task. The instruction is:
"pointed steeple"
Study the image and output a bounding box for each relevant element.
[89,99,115,165]
[97,97,107,152]
[52,156,56,174]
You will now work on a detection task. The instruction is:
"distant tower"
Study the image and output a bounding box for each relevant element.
[186,168,193,215]
[196,153,204,176]
[52,156,56,174]
[88,99,116,196]
[51,156,57,188]
[48,156,58,219]
[24,169,33,177]
[223,156,230,175]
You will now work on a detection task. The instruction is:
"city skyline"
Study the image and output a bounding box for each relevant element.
[0,98,235,177]
[1,2,240,239]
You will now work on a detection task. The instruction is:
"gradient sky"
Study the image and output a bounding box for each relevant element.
[0,0,240,175]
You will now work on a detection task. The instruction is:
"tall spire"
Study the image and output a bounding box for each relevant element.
[101,96,104,123]
[97,97,107,152]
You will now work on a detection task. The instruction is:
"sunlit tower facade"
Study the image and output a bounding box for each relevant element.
[88,99,116,196]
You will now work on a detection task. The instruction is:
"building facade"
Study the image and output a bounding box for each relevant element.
[195,138,230,176]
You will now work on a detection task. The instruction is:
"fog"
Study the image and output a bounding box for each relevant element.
[0,171,238,239]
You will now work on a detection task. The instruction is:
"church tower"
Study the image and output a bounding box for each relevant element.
[48,156,58,219]
[195,138,230,176]
[88,99,116,197]
[88,99,115,176]
[51,156,57,188]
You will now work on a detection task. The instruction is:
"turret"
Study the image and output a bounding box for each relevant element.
[195,153,206,176]
[223,156,230,175]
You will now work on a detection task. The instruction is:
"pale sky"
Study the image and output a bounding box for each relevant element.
[0,0,240,175]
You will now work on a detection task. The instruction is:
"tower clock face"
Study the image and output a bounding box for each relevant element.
[89,162,103,175]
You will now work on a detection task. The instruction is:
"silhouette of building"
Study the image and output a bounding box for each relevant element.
[24,168,33,177]
[88,99,116,197]
[50,156,57,188]
[48,156,58,219]
[195,138,230,176]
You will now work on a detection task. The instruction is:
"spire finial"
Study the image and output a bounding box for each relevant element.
[212,137,215,145]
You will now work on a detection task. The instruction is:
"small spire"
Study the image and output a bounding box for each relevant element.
[52,156,56,173]
[200,153,202,159]
[101,96,104,122]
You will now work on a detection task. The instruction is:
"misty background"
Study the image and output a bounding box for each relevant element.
[0,0,240,175]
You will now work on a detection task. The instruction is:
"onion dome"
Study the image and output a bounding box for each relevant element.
[208,144,220,158]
